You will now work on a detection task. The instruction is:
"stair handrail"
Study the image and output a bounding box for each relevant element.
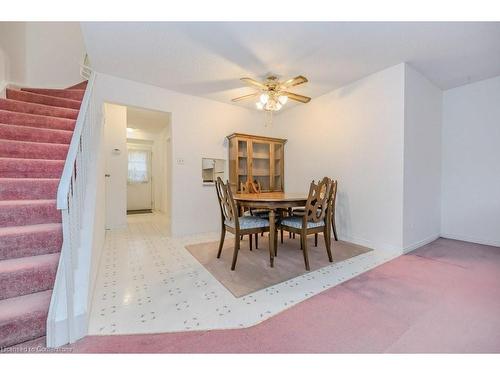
[56,71,95,209]
[49,66,99,346]
[80,53,92,80]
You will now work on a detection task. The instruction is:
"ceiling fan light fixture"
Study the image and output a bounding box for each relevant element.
[234,75,310,112]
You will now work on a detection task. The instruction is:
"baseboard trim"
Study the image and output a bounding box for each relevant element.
[403,233,441,254]
[440,233,500,248]
[339,234,403,254]
[48,312,87,348]
[338,234,374,249]
[1,81,24,96]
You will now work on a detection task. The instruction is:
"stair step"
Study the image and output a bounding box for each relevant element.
[0,200,61,228]
[0,253,59,300]
[0,139,69,160]
[0,123,73,144]
[0,98,78,120]
[20,88,85,101]
[0,158,65,178]
[0,178,59,200]
[0,110,75,131]
[6,88,81,110]
[0,223,62,261]
[66,81,88,90]
[0,290,51,348]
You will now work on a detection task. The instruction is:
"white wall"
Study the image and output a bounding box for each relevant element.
[441,75,500,247]
[402,65,442,251]
[272,64,406,251]
[104,103,128,229]
[93,73,268,236]
[0,22,26,85]
[0,48,5,87]
[24,22,86,87]
[87,98,106,319]
[0,22,85,88]
[157,126,171,214]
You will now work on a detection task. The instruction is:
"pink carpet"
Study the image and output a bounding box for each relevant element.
[0,82,85,348]
[67,238,500,353]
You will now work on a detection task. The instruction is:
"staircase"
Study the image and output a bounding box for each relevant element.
[0,81,87,349]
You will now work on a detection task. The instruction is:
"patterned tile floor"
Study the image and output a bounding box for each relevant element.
[88,213,402,335]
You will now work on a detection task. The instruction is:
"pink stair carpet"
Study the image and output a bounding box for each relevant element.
[68,238,500,353]
[0,81,86,349]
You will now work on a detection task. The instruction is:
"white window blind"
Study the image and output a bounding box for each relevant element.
[128,149,149,183]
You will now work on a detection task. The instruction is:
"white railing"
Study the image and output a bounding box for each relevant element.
[47,68,98,346]
[80,54,92,80]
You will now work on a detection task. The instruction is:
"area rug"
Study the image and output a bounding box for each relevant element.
[185,233,372,297]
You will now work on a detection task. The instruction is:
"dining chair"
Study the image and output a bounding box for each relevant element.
[283,177,326,243]
[239,180,267,246]
[216,177,270,270]
[278,177,333,270]
[290,178,339,243]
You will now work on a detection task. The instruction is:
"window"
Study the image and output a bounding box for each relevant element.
[128,149,149,183]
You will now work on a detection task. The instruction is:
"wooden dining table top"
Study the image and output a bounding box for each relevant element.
[232,192,308,267]
[233,192,308,202]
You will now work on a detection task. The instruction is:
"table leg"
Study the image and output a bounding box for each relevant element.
[268,209,275,267]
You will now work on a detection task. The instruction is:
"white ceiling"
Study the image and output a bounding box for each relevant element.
[82,22,500,111]
[127,106,170,134]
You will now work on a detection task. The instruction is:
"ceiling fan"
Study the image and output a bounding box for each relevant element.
[232,75,311,111]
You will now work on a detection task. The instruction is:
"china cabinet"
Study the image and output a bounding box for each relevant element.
[227,133,287,192]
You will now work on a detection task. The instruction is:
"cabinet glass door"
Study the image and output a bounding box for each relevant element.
[251,141,271,191]
[237,140,248,191]
[273,143,283,191]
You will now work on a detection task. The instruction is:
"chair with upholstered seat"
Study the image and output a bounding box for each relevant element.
[278,177,334,270]
[240,180,270,243]
[216,177,270,270]
[289,178,338,244]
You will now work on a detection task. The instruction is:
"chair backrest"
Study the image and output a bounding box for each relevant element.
[250,180,261,193]
[240,181,251,193]
[216,177,238,224]
[304,177,332,223]
[240,180,261,194]
[329,179,338,214]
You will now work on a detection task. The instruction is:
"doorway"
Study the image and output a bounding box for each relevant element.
[127,145,153,213]
[103,102,172,232]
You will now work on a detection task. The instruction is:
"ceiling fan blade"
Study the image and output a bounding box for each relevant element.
[241,77,268,90]
[281,91,311,103]
[231,92,259,102]
[281,75,308,88]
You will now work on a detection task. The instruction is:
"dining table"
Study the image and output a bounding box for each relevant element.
[233,192,308,267]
